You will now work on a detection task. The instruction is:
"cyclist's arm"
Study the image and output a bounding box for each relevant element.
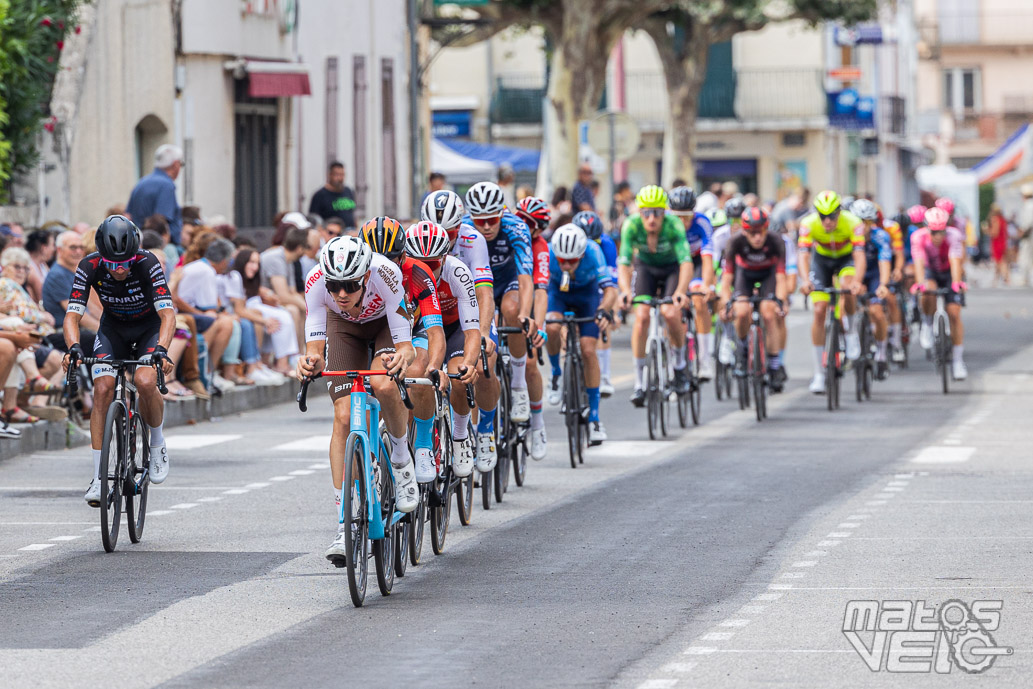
[675,261,693,296]
[700,254,715,290]
[879,259,891,289]
[599,285,618,312]
[156,305,177,352]
[775,273,788,305]
[62,310,83,351]
[426,325,446,371]
[950,256,964,285]
[476,284,495,344]
[617,264,632,295]
[852,247,867,283]
[533,285,547,329]
[797,248,811,286]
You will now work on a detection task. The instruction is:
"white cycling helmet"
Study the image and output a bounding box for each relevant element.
[421,190,465,230]
[551,223,589,260]
[465,181,505,218]
[851,199,878,221]
[320,235,372,281]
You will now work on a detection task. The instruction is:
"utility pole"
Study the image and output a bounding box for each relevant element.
[408,0,422,218]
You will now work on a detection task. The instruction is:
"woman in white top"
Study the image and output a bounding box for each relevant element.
[230,248,298,376]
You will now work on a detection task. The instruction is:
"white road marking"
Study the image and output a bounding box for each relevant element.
[196,497,223,503]
[660,662,697,673]
[49,536,82,542]
[0,522,95,526]
[882,487,905,492]
[18,543,55,551]
[147,510,174,516]
[271,435,332,452]
[827,532,852,538]
[805,551,827,557]
[83,526,101,532]
[164,434,242,450]
[886,481,909,487]
[308,463,328,469]
[816,540,840,547]
[782,572,806,579]
[683,647,718,655]
[701,631,735,641]
[911,446,975,464]
[793,561,817,568]
[719,619,751,628]
[288,470,315,476]
[874,493,896,499]
[268,476,295,482]
[837,522,859,528]
[584,440,678,458]
[847,514,870,520]
[637,680,678,689]
[769,584,793,590]
[245,482,271,489]
[170,503,199,510]
[221,489,249,495]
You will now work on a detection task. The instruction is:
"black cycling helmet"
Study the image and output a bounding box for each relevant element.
[667,186,697,212]
[96,215,141,261]
[571,210,605,241]
[724,196,746,218]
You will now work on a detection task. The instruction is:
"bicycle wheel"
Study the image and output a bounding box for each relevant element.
[373,438,395,597]
[713,327,724,401]
[99,403,125,553]
[938,314,950,394]
[646,341,660,440]
[512,429,528,486]
[493,366,511,503]
[409,484,428,564]
[456,421,475,525]
[676,385,689,428]
[125,410,149,544]
[824,314,839,412]
[342,434,369,607]
[430,411,454,554]
[751,325,766,422]
[565,366,579,469]
[863,363,874,401]
[659,341,670,437]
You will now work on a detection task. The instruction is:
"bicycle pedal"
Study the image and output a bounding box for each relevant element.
[329,556,347,568]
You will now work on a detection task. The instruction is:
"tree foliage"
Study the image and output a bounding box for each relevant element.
[0,0,85,201]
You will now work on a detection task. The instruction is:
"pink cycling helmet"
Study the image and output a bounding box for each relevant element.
[906,205,928,225]
[924,207,950,231]
[934,197,955,215]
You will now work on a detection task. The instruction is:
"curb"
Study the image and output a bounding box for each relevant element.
[0,380,321,462]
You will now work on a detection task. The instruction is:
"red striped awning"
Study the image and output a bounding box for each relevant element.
[248,70,311,98]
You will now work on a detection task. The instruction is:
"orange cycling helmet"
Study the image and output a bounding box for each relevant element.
[360,216,405,260]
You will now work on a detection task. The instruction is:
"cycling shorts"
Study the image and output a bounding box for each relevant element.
[690,254,703,286]
[493,276,521,304]
[632,259,680,303]
[547,287,600,339]
[733,268,778,301]
[928,269,964,306]
[324,311,396,401]
[92,316,162,379]
[809,253,855,302]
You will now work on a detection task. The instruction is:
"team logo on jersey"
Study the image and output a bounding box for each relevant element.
[377,265,399,292]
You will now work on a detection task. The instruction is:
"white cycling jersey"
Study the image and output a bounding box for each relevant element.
[710,225,732,270]
[435,255,480,332]
[303,252,411,344]
[452,223,493,287]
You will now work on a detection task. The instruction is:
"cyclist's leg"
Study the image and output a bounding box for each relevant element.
[407,329,437,481]
[661,267,686,354]
[473,322,500,424]
[869,296,888,362]
[808,254,835,382]
[86,325,120,497]
[886,289,903,352]
[499,285,527,385]
[630,259,655,395]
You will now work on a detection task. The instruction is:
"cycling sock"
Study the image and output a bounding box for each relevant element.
[451,409,470,440]
[477,407,495,434]
[334,487,342,512]
[813,345,825,373]
[388,432,409,467]
[699,334,711,362]
[842,313,853,333]
[414,415,434,450]
[890,323,902,346]
[148,422,164,446]
[876,340,888,361]
[768,351,782,369]
[510,354,527,389]
[923,313,933,327]
[587,387,600,422]
[530,399,545,430]
[672,344,688,371]
[92,449,102,480]
[598,348,611,380]
[952,344,964,363]
[548,351,561,378]
[634,357,647,388]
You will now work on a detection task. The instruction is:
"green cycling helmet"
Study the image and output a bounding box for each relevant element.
[635,185,668,209]
[706,208,729,228]
[814,190,841,215]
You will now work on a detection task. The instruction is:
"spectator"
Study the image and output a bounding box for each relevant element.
[516,185,534,202]
[323,216,346,240]
[572,163,596,212]
[260,227,308,350]
[550,186,572,216]
[308,161,356,230]
[213,222,237,242]
[988,204,1009,287]
[43,231,98,329]
[718,181,740,207]
[233,236,257,250]
[1016,184,1033,286]
[770,188,809,237]
[127,144,184,244]
[498,163,517,209]
[182,205,203,228]
[299,228,322,278]
[142,214,177,266]
[0,337,20,437]
[695,184,719,214]
[671,178,688,188]
[270,211,312,247]
[609,180,633,232]
[423,172,447,204]
[25,228,55,302]
[0,223,24,247]
[141,230,165,253]
[231,248,297,375]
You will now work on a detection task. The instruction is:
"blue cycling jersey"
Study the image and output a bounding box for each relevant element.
[904,224,922,263]
[548,240,613,293]
[684,212,714,256]
[461,210,532,287]
[864,228,893,279]
[597,234,618,281]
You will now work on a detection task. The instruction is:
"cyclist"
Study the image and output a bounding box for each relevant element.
[404,221,481,477]
[360,217,445,484]
[618,185,692,406]
[668,186,716,381]
[911,207,968,380]
[719,208,787,386]
[851,200,895,379]
[463,182,539,464]
[420,189,501,471]
[716,198,746,367]
[515,196,553,460]
[297,235,418,563]
[544,224,617,443]
[876,205,907,363]
[571,210,618,396]
[935,197,964,232]
[63,215,176,506]
[797,190,867,394]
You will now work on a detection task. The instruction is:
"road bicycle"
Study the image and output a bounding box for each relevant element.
[853,294,875,403]
[298,369,411,607]
[712,315,734,402]
[888,282,911,368]
[65,356,168,553]
[815,288,853,412]
[734,293,779,423]
[679,291,709,427]
[640,297,676,440]
[927,287,964,394]
[543,312,599,467]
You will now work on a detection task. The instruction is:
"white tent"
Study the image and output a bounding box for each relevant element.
[430,138,496,184]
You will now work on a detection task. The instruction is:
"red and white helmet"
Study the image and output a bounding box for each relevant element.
[404,221,451,260]
[906,205,927,225]
[924,207,950,231]
[515,196,551,232]
[934,197,955,215]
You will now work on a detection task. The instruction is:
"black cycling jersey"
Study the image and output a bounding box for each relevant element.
[67,251,173,323]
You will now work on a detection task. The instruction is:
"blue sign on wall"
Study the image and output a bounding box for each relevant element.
[828,90,876,130]
[432,110,472,138]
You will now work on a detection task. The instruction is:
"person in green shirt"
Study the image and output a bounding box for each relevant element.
[617,185,693,405]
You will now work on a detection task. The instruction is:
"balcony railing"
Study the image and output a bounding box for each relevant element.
[920,10,1033,47]
[881,95,907,136]
[490,74,545,125]
[917,109,1033,145]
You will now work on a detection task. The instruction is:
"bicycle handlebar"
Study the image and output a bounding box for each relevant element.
[64,355,168,396]
[297,369,413,413]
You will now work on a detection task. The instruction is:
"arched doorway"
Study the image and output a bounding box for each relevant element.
[135,114,169,179]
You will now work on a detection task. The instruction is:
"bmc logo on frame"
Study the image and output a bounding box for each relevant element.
[843,599,1012,674]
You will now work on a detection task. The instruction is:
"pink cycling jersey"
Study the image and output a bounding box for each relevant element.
[910,227,963,274]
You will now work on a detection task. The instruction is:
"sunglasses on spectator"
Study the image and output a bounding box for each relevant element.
[325,278,364,294]
[65,244,85,252]
[101,258,135,270]
[641,209,664,219]
[818,211,840,220]
[472,216,501,229]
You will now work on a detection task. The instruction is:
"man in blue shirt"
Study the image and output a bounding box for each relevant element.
[127,144,183,245]
[42,231,100,351]
[543,224,617,444]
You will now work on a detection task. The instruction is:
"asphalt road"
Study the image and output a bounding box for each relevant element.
[1,288,1031,688]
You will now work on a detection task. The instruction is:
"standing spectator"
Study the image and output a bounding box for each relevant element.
[423,172,447,204]
[516,185,534,202]
[1016,184,1033,286]
[770,188,809,236]
[261,227,309,349]
[308,161,356,230]
[609,180,633,233]
[127,144,184,244]
[498,163,517,209]
[571,163,596,212]
[551,186,572,216]
[988,204,1009,286]
[25,229,55,303]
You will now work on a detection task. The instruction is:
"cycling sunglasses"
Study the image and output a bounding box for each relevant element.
[641,208,665,219]
[101,258,136,270]
[325,278,364,294]
[557,257,581,268]
[472,215,502,229]
[420,257,443,270]
[818,210,841,221]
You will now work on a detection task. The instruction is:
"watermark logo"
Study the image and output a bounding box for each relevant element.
[843,599,1012,674]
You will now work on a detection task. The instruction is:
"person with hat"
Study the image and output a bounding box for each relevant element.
[127,144,184,245]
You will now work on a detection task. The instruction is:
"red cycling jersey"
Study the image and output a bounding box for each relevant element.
[400,257,443,329]
[532,235,550,288]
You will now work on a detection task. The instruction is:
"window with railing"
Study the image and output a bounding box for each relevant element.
[490,74,545,124]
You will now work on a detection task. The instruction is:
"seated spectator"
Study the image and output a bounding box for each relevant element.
[143,214,178,265]
[43,231,100,334]
[218,249,288,385]
[260,226,309,349]
[0,329,44,428]
[299,228,321,279]
[0,335,19,438]
[1,223,25,247]
[233,236,257,250]
[231,248,297,375]
[323,216,346,240]
[25,229,55,302]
